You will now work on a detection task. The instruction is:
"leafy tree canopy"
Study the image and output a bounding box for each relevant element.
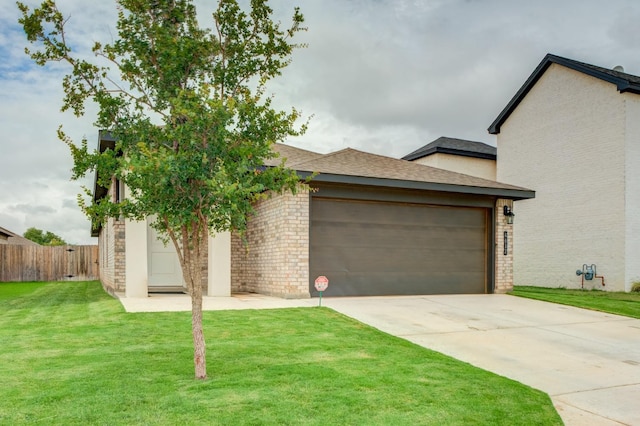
[23,227,67,246]
[18,0,308,379]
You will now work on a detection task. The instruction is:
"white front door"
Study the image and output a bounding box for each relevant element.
[147,218,185,289]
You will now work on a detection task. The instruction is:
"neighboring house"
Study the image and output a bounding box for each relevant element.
[489,53,640,291]
[94,133,534,298]
[0,226,39,246]
[402,136,497,180]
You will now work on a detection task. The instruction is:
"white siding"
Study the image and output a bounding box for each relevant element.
[497,64,627,290]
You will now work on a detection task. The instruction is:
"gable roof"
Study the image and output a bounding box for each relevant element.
[489,53,640,135]
[0,226,40,245]
[281,145,533,200]
[402,137,496,161]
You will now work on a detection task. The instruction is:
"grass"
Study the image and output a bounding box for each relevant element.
[511,286,640,319]
[0,282,562,425]
[0,281,49,300]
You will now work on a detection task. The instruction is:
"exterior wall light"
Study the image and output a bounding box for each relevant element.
[503,205,515,224]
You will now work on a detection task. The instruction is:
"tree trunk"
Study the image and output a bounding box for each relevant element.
[189,227,207,380]
[191,282,207,379]
[173,221,208,380]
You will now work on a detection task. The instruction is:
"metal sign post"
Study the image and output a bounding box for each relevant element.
[314,275,329,307]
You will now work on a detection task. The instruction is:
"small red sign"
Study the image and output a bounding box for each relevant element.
[314,275,329,292]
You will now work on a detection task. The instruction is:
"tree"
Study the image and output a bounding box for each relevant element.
[23,227,67,246]
[19,0,307,379]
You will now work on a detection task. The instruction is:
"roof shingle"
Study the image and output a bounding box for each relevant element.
[402,137,496,161]
[263,143,323,167]
[0,226,40,245]
[276,144,533,199]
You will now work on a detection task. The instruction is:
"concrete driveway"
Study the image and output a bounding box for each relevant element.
[322,294,640,426]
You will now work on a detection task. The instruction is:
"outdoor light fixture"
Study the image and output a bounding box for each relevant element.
[503,205,515,224]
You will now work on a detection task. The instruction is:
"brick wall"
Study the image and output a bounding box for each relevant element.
[495,199,514,293]
[231,190,310,299]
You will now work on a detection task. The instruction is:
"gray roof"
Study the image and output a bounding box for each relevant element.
[275,144,533,200]
[489,53,640,134]
[402,137,496,161]
[90,137,534,237]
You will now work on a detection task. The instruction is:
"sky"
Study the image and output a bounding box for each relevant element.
[1,0,639,245]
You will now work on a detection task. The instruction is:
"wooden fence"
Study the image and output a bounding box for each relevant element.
[0,245,99,282]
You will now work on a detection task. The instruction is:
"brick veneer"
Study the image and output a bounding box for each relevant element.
[98,217,126,295]
[231,190,310,298]
[494,198,514,293]
[98,185,513,297]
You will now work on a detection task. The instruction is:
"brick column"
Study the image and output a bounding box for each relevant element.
[495,199,514,293]
[113,220,126,291]
[98,217,126,294]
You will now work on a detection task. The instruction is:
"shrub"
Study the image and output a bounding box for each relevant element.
[631,281,640,293]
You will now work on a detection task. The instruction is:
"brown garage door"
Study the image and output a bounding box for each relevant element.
[310,197,488,296]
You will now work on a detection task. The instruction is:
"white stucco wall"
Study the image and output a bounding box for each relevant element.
[125,218,149,297]
[625,94,640,291]
[497,64,627,291]
[208,231,231,296]
[414,153,497,180]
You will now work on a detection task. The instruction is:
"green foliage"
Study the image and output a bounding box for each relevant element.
[22,227,67,246]
[18,0,308,237]
[0,282,562,425]
[19,0,309,378]
[631,281,640,292]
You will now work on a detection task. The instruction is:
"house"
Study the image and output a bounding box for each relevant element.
[0,226,39,245]
[92,132,232,298]
[94,133,534,298]
[488,53,640,291]
[402,136,497,180]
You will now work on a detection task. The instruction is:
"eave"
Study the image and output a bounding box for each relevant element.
[489,53,640,135]
[297,171,535,201]
[403,146,496,161]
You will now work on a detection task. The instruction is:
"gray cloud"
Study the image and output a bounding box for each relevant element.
[9,204,56,215]
[608,7,640,49]
[2,0,640,243]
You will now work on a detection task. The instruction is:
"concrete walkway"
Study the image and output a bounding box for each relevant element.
[118,293,640,425]
[116,292,317,312]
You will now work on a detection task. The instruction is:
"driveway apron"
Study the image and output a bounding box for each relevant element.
[323,294,640,426]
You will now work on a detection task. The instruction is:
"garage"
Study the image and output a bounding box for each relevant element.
[232,144,535,299]
[310,193,490,297]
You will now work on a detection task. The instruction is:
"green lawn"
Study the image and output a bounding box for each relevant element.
[0,282,562,425]
[0,281,49,300]
[511,286,640,319]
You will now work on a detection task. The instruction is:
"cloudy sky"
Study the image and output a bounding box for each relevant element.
[1,0,639,245]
